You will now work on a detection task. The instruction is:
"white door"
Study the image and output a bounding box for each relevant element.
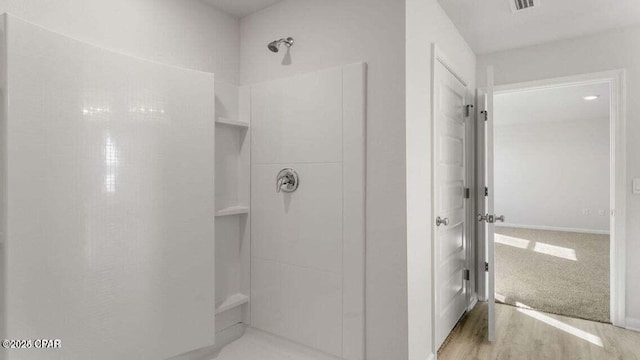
[484,66,496,341]
[434,58,469,349]
[485,66,496,342]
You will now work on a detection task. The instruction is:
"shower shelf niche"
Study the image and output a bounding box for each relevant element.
[214,82,251,350]
[216,117,250,128]
[215,205,250,217]
[215,293,249,314]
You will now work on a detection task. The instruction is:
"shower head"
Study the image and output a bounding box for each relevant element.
[268,37,294,53]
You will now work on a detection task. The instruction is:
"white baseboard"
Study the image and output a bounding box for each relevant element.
[626,317,640,332]
[468,293,478,311]
[498,223,610,235]
[427,352,435,360]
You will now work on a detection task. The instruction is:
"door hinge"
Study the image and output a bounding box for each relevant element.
[481,110,488,121]
[484,187,489,196]
[464,187,470,199]
[463,269,470,281]
[465,104,474,117]
[485,262,489,272]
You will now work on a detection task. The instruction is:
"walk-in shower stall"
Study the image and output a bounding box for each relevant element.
[0,13,366,360]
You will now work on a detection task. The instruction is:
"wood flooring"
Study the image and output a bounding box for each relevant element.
[438,302,640,360]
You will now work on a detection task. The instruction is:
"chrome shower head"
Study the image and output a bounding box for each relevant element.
[267,41,280,52]
[268,37,294,53]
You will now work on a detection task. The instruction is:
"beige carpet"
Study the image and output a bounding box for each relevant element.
[495,227,609,323]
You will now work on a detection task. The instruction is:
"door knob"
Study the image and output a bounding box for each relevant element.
[436,216,450,227]
[478,214,505,223]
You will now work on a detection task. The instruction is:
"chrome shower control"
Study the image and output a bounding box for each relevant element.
[276,168,299,193]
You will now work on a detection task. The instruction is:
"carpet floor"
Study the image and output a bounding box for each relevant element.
[495,227,610,323]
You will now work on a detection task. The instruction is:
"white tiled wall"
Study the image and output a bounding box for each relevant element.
[250,65,365,359]
[251,258,342,354]
[2,15,216,360]
[252,163,343,272]
[251,69,343,165]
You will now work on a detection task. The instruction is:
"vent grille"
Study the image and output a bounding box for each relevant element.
[511,0,538,12]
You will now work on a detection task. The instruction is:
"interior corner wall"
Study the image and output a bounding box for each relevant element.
[0,0,240,84]
[477,24,640,323]
[239,1,407,359]
[406,0,476,359]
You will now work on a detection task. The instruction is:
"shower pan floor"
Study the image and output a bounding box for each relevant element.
[211,328,340,360]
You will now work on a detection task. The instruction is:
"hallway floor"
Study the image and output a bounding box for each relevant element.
[495,227,609,322]
[438,303,640,360]
[211,328,339,360]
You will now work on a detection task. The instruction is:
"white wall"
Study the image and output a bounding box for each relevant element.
[406,0,476,359]
[478,25,640,324]
[0,0,239,83]
[495,119,610,233]
[240,2,407,359]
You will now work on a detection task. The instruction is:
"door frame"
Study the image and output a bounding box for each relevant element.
[431,44,476,355]
[476,69,627,327]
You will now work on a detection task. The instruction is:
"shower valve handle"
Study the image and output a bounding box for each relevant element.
[276,168,299,193]
[276,176,291,192]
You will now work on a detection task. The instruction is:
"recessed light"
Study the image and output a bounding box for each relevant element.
[584,95,600,101]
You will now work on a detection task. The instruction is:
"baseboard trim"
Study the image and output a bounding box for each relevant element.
[498,223,610,235]
[626,317,640,332]
[468,293,478,311]
[427,352,435,360]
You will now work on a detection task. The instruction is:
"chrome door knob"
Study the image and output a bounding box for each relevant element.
[436,216,450,227]
[478,214,504,223]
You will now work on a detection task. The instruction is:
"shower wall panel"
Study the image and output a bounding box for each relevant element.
[0,15,216,360]
[250,64,365,359]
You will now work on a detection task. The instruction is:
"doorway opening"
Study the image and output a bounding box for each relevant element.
[493,82,611,323]
[478,70,627,332]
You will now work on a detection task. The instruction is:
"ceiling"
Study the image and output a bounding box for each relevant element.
[438,0,640,54]
[203,0,284,18]
[495,82,610,127]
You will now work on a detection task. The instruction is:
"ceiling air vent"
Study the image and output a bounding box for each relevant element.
[510,0,539,12]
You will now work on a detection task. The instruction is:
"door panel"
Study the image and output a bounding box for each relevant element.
[475,89,487,304]
[485,66,496,342]
[440,181,465,213]
[440,222,464,260]
[434,59,468,349]
[439,136,464,165]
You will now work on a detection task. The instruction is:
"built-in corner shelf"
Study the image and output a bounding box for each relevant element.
[215,293,249,314]
[215,206,250,217]
[216,117,249,129]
